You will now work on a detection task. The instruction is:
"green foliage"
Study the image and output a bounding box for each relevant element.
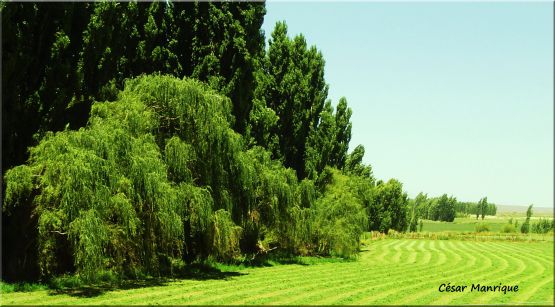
[6,75,375,282]
[431,194,456,222]
[2,1,266,174]
[531,218,554,234]
[475,223,490,233]
[210,210,243,261]
[479,197,488,220]
[0,282,48,293]
[408,198,419,232]
[501,223,517,233]
[305,101,336,179]
[259,21,329,178]
[343,145,373,180]
[310,169,367,258]
[521,205,533,234]
[3,165,35,212]
[3,76,242,280]
[3,2,268,282]
[305,97,353,179]
[368,179,408,233]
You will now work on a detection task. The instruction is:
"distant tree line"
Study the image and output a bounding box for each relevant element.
[406,194,498,229]
[455,197,497,219]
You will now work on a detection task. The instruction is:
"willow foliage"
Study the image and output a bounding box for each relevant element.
[4,75,370,281]
[5,75,298,279]
[310,168,367,258]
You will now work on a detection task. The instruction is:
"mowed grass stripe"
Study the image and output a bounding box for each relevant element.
[475,243,551,305]
[310,240,458,305]
[204,242,425,306]
[393,240,479,305]
[479,242,549,305]
[361,239,502,305]
[270,240,437,305]
[270,241,448,304]
[461,241,546,305]
[137,254,367,306]
[238,240,439,305]
[184,262,363,305]
[417,241,518,305]
[2,239,552,305]
[353,239,488,305]
[435,241,549,305]
[304,239,470,305]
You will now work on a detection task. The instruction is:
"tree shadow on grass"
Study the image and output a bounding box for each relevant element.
[48,278,168,298]
[178,263,246,281]
[47,265,246,298]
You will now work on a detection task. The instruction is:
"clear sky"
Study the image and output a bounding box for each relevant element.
[262,2,553,208]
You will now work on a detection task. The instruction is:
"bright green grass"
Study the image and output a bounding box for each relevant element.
[1,239,553,305]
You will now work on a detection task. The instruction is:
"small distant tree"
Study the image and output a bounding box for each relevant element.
[520,205,533,234]
[531,218,553,234]
[419,220,423,232]
[480,197,487,220]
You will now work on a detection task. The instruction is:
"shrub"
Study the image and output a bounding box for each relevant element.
[49,274,83,290]
[501,224,516,233]
[0,282,47,293]
[475,223,490,233]
[531,218,554,234]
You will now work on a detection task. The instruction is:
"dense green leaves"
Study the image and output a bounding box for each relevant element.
[368,179,409,233]
[258,21,328,178]
[311,169,367,258]
[3,75,366,280]
[2,1,265,174]
[415,194,497,222]
[521,204,533,234]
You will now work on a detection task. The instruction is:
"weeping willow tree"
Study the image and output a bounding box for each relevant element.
[310,168,368,258]
[4,74,369,281]
[4,94,186,280]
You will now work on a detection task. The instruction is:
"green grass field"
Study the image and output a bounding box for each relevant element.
[2,239,553,305]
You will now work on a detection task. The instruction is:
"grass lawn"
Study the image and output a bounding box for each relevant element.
[1,239,553,305]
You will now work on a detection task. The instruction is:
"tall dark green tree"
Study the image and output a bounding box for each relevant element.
[521,204,533,234]
[305,97,353,180]
[368,179,409,233]
[343,145,373,180]
[479,197,488,220]
[305,101,336,179]
[329,97,352,169]
[261,21,328,178]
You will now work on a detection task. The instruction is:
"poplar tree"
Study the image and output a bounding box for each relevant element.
[262,21,328,178]
[520,205,533,234]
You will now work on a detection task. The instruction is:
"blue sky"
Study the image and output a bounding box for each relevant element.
[262,2,553,207]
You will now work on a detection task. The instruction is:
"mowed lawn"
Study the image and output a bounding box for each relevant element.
[2,239,553,305]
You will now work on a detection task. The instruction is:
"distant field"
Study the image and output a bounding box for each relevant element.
[2,239,553,305]
[422,216,554,233]
[496,205,553,216]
